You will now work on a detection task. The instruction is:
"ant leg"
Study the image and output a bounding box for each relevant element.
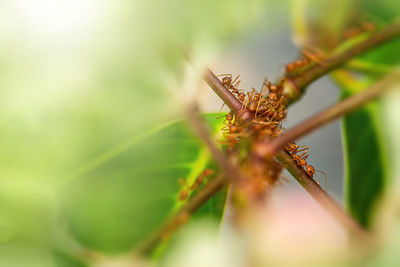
[233,79,241,92]
[298,150,309,160]
[248,88,256,100]
[216,111,231,120]
[255,81,269,117]
[255,100,266,117]
[231,74,240,85]
[314,173,320,185]
[221,125,231,131]
[216,103,226,114]
[294,146,310,154]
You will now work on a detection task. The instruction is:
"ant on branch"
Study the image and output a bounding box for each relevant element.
[218,73,243,98]
[285,142,327,189]
[178,168,214,201]
[285,50,325,74]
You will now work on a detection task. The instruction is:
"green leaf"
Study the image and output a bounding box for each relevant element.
[61,114,227,254]
[290,0,355,49]
[359,0,400,25]
[356,37,400,68]
[346,1,400,69]
[334,73,388,227]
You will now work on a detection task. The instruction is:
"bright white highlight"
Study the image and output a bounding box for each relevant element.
[11,0,108,42]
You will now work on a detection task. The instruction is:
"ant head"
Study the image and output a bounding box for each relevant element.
[285,143,296,151]
[222,77,231,86]
[248,101,257,112]
[203,168,213,177]
[306,165,314,177]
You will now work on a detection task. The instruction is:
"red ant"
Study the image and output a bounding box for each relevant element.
[285,50,325,73]
[216,110,234,126]
[218,74,243,97]
[289,147,327,189]
[178,168,215,201]
[190,168,214,190]
[285,142,309,155]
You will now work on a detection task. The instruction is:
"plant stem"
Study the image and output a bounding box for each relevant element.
[275,150,368,235]
[284,22,400,103]
[254,70,400,157]
[204,68,253,121]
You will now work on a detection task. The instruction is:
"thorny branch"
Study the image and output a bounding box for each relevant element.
[255,70,400,157]
[283,22,400,103]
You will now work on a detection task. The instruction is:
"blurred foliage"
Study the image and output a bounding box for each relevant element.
[0,0,400,266]
[61,114,226,253]
[336,75,387,227]
[0,0,271,263]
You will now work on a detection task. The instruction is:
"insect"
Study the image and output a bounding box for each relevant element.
[285,49,326,73]
[178,169,215,201]
[343,20,376,39]
[178,178,190,201]
[286,59,310,73]
[221,121,242,147]
[216,110,234,126]
[285,142,309,155]
[218,74,243,98]
[190,168,214,190]
[289,147,327,189]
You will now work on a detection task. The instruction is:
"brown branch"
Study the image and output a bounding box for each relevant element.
[254,70,400,157]
[136,174,228,255]
[283,22,400,103]
[204,68,253,121]
[204,68,366,233]
[275,150,368,236]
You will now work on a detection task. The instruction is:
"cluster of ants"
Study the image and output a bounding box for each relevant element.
[177,20,379,202]
[218,70,326,188]
[178,54,327,202]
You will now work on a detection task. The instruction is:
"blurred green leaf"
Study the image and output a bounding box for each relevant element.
[291,0,355,49]
[61,114,227,253]
[355,38,400,68]
[0,0,282,261]
[359,0,400,24]
[341,1,400,70]
[333,73,388,227]
[52,250,88,267]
